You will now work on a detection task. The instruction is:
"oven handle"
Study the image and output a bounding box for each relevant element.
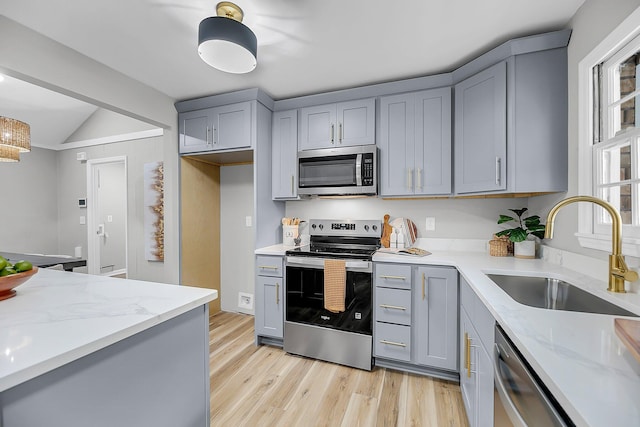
[286,256,372,272]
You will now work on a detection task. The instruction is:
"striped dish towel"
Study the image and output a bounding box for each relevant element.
[324,259,346,313]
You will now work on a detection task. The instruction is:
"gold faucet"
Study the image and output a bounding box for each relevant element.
[545,195,638,293]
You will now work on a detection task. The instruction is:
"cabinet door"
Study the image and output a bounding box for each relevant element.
[454,61,507,193]
[213,101,252,150]
[272,110,298,199]
[414,266,458,370]
[378,93,415,196]
[299,104,336,150]
[415,88,452,195]
[179,110,212,154]
[459,308,477,427]
[336,98,375,146]
[255,275,283,339]
[476,341,494,427]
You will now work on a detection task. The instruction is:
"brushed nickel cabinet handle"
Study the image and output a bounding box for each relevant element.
[339,122,343,143]
[379,275,406,280]
[259,265,278,270]
[276,282,280,305]
[422,272,426,300]
[379,304,407,311]
[206,126,211,145]
[417,168,422,190]
[291,175,294,195]
[380,339,407,348]
[330,124,335,143]
[495,157,501,185]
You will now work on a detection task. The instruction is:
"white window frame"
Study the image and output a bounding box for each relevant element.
[578,6,640,256]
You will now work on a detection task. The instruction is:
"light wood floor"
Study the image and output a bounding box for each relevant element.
[209,311,469,427]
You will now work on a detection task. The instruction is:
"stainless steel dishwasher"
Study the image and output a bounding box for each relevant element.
[494,326,574,426]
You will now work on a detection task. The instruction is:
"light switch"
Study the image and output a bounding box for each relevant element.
[245,216,252,227]
[107,215,113,223]
[80,216,86,225]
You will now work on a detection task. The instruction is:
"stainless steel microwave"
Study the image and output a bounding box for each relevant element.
[297,145,377,196]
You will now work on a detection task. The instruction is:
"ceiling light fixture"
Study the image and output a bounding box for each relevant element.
[0,116,31,162]
[198,2,257,74]
[0,145,19,162]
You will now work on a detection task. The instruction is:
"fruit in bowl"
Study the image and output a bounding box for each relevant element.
[0,257,38,301]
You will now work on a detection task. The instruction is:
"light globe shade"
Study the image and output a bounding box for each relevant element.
[198,16,257,74]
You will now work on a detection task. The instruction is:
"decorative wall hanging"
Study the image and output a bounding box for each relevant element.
[144,161,164,261]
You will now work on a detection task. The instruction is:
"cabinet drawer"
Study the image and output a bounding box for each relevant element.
[375,287,412,325]
[256,256,283,277]
[375,264,412,289]
[375,322,411,362]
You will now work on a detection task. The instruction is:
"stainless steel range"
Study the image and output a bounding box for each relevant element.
[284,219,381,371]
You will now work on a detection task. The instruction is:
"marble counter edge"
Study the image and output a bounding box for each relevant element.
[0,286,218,393]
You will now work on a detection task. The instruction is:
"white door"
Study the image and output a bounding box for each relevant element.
[87,157,128,276]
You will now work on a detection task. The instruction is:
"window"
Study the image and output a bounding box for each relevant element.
[578,8,640,255]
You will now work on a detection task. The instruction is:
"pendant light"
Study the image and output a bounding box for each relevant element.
[198,2,257,74]
[0,116,30,162]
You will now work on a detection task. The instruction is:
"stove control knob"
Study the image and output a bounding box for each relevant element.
[372,224,378,231]
[319,224,324,230]
[364,225,370,231]
[311,224,316,230]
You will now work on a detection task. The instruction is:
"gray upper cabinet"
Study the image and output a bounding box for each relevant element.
[454,61,507,194]
[179,101,252,154]
[454,46,568,195]
[272,110,298,200]
[379,88,452,196]
[299,98,375,150]
[414,266,458,370]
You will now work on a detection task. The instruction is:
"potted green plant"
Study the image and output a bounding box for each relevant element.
[495,208,545,259]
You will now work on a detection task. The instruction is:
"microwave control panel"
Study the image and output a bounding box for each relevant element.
[362,153,374,186]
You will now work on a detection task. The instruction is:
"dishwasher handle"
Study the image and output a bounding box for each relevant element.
[494,343,528,427]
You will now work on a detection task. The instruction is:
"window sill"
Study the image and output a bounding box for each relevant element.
[575,232,640,257]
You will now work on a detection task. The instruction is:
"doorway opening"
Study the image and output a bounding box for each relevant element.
[86,156,128,277]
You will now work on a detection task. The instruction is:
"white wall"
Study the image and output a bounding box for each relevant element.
[56,137,168,282]
[529,0,640,260]
[286,197,539,243]
[220,164,255,314]
[0,147,59,254]
[66,109,157,143]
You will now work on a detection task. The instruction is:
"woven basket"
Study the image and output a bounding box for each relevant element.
[489,235,513,257]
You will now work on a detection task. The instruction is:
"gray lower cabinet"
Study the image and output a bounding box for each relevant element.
[379,87,452,196]
[299,98,375,150]
[459,276,495,427]
[179,101,252,154]
[272,109,298,200]
[374,263,458,377]
[414,266,458,370]
[454,46,568,195]
[255,255,284,343]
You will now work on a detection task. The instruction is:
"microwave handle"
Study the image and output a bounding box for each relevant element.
[356,153,362,186]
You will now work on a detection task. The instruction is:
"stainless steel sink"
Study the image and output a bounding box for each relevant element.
[487,274,638,317]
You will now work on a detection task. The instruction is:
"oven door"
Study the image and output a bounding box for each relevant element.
[285,256,372,335]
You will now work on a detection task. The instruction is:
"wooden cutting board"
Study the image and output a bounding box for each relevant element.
[614,318,640,363]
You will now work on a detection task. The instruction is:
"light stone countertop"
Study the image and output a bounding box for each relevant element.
[0,269,217,392]
[257,241,640,426]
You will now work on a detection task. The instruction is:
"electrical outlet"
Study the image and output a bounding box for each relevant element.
[245,216,252,227]
[425,217,436,231]
[238,292,254,310]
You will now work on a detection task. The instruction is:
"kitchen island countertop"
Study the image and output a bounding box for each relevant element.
[0,269,217,392]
